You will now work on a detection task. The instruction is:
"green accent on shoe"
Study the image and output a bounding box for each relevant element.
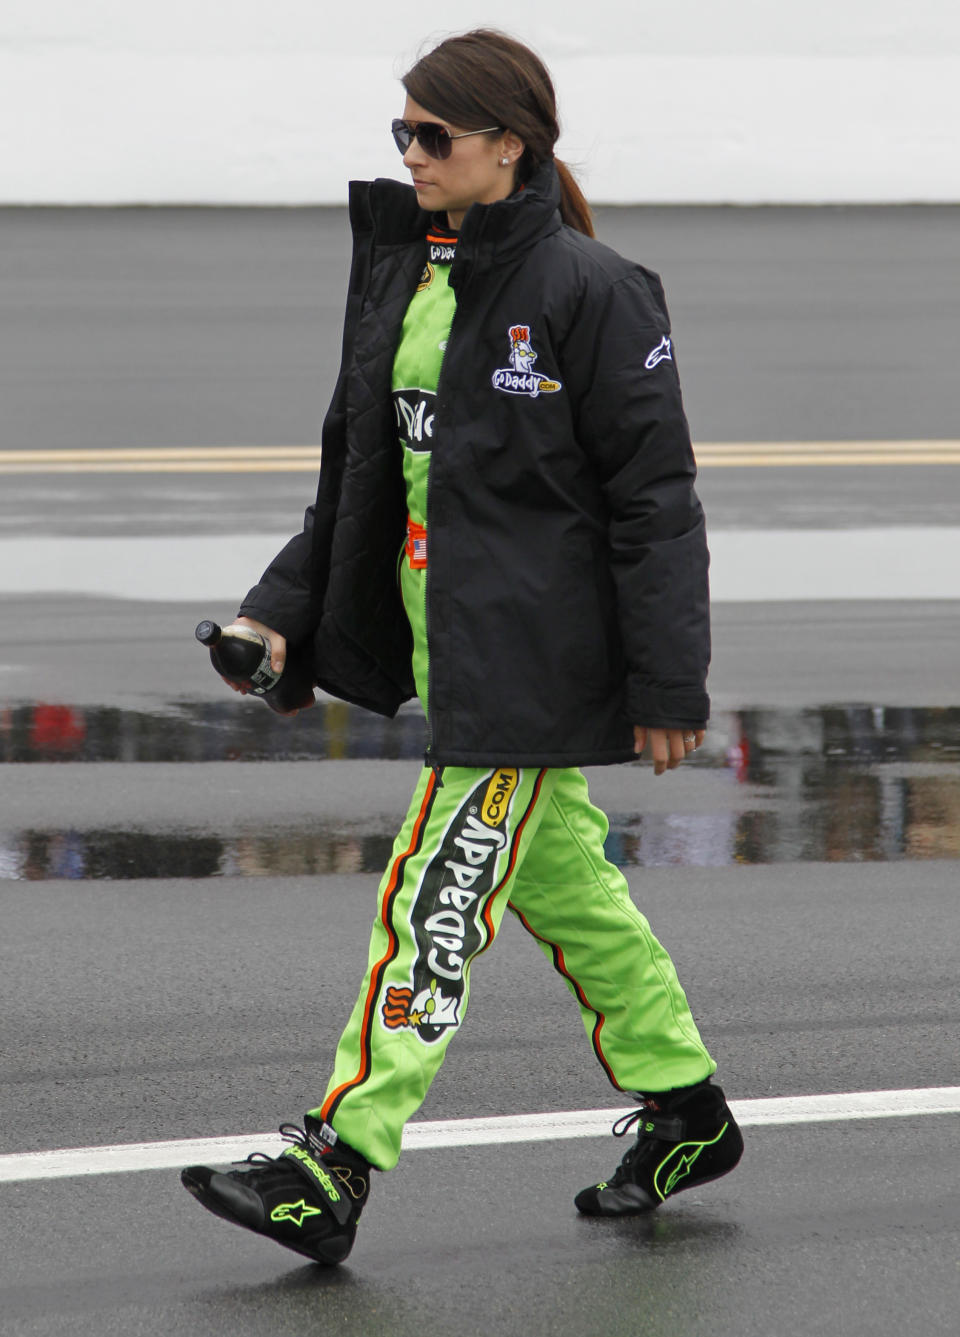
[270,1198,324,1228]
[653,1121,729,1201]
[281,1144,343,1203]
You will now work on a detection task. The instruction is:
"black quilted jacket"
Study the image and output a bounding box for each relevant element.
[239,162,711,767]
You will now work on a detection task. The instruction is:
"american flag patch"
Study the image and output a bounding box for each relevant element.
[406,518,428,569]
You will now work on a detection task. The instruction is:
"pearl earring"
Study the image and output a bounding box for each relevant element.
[500,157,509,166]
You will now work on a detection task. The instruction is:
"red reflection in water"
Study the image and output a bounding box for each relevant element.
[726,721,751,783]
[29,704,87,753]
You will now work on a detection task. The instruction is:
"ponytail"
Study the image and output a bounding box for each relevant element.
[554,158,594,238]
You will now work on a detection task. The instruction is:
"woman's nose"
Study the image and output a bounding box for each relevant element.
[403,140,427,170]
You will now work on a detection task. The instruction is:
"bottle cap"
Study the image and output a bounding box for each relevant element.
[195,620,221,646]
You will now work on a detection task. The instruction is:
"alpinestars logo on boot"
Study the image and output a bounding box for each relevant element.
[492,325,562,398]
[270,1199,323,1228]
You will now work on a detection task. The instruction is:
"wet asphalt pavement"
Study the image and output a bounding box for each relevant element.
[1,206,959,1336]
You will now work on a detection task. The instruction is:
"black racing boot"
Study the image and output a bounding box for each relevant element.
[575,1080,743,1216]
[181,1117,371,1265]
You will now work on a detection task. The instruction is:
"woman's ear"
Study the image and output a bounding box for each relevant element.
[499,130,525,167]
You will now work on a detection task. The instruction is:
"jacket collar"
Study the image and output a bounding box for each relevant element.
[349,160,562,274]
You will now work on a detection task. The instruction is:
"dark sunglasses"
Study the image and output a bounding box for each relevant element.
[391,118,503,161]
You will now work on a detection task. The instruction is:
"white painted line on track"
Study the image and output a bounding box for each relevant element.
[1,1086,957,1185]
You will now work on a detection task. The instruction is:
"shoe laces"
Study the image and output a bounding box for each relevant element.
[601,1104,650,1184]
[612,1106,649,1141]
[238,1123,368,1202]
[235,1122,308,1166]
[607,1098,687,1185]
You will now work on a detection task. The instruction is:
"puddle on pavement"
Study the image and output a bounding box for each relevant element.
[0,698,428,764]
[2,701,959,878]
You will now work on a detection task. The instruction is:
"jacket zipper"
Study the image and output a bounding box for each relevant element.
[423,257,474,785]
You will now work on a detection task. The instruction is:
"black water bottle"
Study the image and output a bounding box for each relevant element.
[195,620,316,714]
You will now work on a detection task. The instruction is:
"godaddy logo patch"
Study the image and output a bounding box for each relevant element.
[492,325,561,399]
[381,768,519,1043]
[393,388,436,452]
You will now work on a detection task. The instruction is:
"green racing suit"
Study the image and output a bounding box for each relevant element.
[311,231,715,1170]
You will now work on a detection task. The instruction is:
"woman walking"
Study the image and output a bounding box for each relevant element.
[182,28,743,1266]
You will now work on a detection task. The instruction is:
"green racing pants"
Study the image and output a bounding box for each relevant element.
[310,541,716,1171]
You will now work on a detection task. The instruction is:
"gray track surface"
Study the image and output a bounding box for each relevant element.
[6,594,960,711]
[3,861,958,1151]
[4,461,960,539]
[1,207,959,1335]
[2,204,959,540]
[2,204,958,454]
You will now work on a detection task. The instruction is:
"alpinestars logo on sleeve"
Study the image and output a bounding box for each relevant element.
[644,335,673,369]
[492,325,562,398]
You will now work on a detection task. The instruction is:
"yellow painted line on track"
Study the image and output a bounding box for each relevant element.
[0,461,322,474]
[696,440,960,468]
[0,446,322,462]
[0,442,958,474]
[0,446,322,475]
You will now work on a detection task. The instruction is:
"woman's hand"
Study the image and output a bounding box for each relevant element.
[227,617,311,717]
[634,725,705,776]
[220,616,287,694]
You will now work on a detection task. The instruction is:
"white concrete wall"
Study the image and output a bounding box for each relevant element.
[2,1,958,204]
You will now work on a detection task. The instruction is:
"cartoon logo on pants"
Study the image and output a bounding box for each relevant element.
[492,325,562,398]
[382,979,461,1033]
[381,768,519,1043]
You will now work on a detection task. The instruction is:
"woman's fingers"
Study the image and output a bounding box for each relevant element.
[635,726,706,774]
[231,616,287,674]
[645,728,670,774]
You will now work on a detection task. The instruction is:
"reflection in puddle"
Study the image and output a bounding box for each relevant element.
[2,699,959,767]
[3,828,396,882]
[2,701,960,878]
[5,781,960,881]
[608,778,960,865]
[0,699,428,763]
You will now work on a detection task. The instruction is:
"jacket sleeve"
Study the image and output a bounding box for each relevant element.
[238,332,355,644]
[237,507,319,644]
[237,360,348,643]
[563,267,710,727]
[237,184,376,645]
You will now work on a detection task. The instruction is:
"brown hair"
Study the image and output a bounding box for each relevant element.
[402,29,594,238]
